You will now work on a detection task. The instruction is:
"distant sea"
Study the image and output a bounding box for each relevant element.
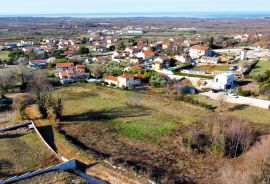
[0,12,270,18]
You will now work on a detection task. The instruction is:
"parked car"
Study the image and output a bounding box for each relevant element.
[0,98,13,105]
[229,66,238,71]
[228,93,239,98]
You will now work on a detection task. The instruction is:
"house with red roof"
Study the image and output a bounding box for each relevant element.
[175,54,192,63]
[56,63,87,84]
[136,51,155,60]
[189,45,212,59]
[104,76,119,86]
[118,74,141,87]
[104,74,142,88]
[29,59,48,69]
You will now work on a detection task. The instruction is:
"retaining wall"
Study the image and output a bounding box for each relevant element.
[0,159,77,184]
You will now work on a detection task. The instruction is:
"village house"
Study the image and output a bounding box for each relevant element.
[29,59,47,69]
[56,62,74,73]
[92,56,107,62]
[105,76,119,86]
[22,47,33,53]
[175,54,192,63]
[104,74,142,87]
[127,58,143,65]
[189,45,212,59]
[198,56,220,64]
[183,40,203,47]
[162,42,173,51]
[152,61,163,71]
[205,73,235,91]
[56,63,87,84]
[118,74,142,87]
[136,51,155,60]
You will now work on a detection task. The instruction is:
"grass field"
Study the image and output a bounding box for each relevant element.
[193,64,230,72]
[0,51,10,60]
[250,60,270,77]
[0,131,59,180]
[55,84,208,143]
[51,84,270,183]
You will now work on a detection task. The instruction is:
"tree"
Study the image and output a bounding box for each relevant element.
[81,37,88,44]
[28,72,52,118]
[91,64,103,78]
[0,71,16,98]
[28,72,52,100]
[118,41,126,51]
[208,37,214,49]
[17,64,32,90]
[52,97,63,120]
[8,50,25,64]
[108,45,115,51]
[78,46,89,55]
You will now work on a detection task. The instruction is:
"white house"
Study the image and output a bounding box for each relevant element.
[198,56,220,64]
[175,54,192,63]
[59,70,76,84]
[56,62,74,73]
[56,63,86,84]
[189,45,212,59]
[136,51,155,60]
[210,73,235,90]
[118,74,141,87]
[105,76,119,86]
[105,74,142,87]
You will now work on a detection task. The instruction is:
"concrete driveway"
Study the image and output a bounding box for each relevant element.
[201,91,270,109]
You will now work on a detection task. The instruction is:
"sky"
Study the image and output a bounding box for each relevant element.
[0,0,270,15]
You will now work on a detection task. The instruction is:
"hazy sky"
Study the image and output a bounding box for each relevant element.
[0,0,270,15]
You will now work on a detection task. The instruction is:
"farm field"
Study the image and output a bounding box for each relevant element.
[0,50,10,60]
[250,60,270,77]
[52,83,270,183]
[193,64,230,72]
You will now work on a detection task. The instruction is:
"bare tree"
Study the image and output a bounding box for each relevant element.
[218,93,225,113]
[28,71,52,100]
[0,71,16,98]
[28,71,52,118]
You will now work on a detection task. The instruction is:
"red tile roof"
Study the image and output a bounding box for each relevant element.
[143,51,154,55]
[134,74,143,78]
[56,62,74,68]
[60,71,68,77]
[118,74,133,79]
[105,76,118,81]
[191,45,210,51]
[76,65,85,68]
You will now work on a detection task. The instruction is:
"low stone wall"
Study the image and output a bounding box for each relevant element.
[0,121,32,132]
[0,159,77,184]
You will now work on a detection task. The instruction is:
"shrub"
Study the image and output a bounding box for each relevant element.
[220,136,270,184]
[237,87,252,97]
[12,98,26,119]
[185,115,255,158]
[186,128,212,153]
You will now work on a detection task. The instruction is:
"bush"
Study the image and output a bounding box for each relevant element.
[220,136,270,184]
[237,87,252,97]
[186,128,212,153]
[185,115,255,158]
